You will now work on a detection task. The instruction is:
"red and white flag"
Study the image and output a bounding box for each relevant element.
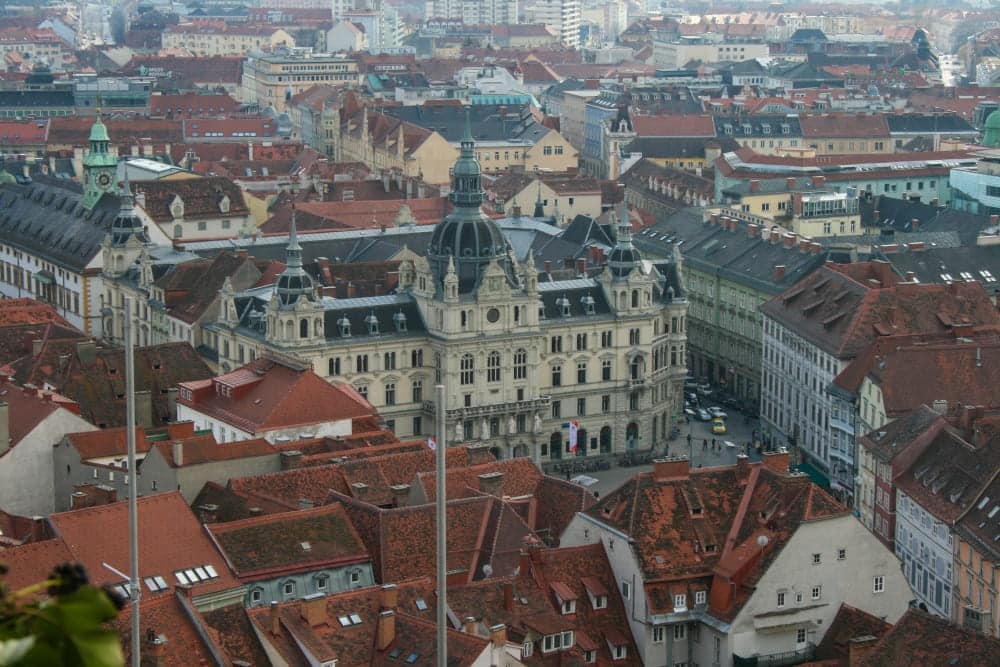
[569,421,579,453]
[428,437,437,451]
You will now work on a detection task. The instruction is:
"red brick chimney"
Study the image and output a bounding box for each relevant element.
[748,223,760,238]
[735,454,751,485]
[774,265,786,281]
[710,213,719,226]
[786,177,796,190]
[381,584,398,610]
[142,628,167,667]
[544,260,552,274]
[377,611,396,651]
[577,258,586,276]
[811,175,825,187]
[847,635,881,666]
[793,192,804,216]
[762,448,790,474]
[478,472,504,497]
[503,581,514,611]
[463,617,477,634]
[489,624,507,649]
[750,179,760,192]
[300,594,327,627]
[653,456,690,481]
[783,233,796,248]
[269,601,281,636]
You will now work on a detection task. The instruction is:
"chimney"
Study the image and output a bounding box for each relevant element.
[489,623,507,649]
[783,233,796,249]
[774,265,786,282]
[576,258,586,276]
[793,192,804,216]
[171,440,183,467]
[786,176,796,190]
[799,238,810,253]
[873,209,880,224]
[142,629,167,667]
[346,282,357,298]
[518,550,531,580]
[905,271,916,281]
[247,142,254,162]
[512,204,521,217]
[736,454,751,484]
[32,338,43,356]
[70,490,89,509]
[0,401,8,456]
[544,260,552,274]
[748,223,760,238]
[269,601,281,636]
[135,389,153,428]
[770,229,781,244]
[463,616,477,635]
[750,179,760,192]
[417,181,426,198]
[377,610,396,651]
[197,503,218,523]
[501,581,515,612]
[811,174,825,187]
[653,456,690,481]
[762,448,790,474]
[477,472,504,497]
[932,198,939,207]
[848,635,881,666]
[381,584,398,610]
[389,484,410,507]
[300,593,327,627]
[810,242,822,255]
[710,213,719,226]
[280,450,303,470]
[992,215,998,226]
[911,218,919,231]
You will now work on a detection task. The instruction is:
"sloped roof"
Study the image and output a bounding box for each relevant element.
[0,538,74,592]
[177,357,372,434]
[137,176,249,223]
[48,491,238,596]
[13,341,213,428]
[115,594,219,667]
[0,298,73,328]
[760,263,1000,359]
[799,113,889,139]
[855,608,1000,666]
[207,504,369,579]
[632,114,716,138]
[813,603,892,663]
[154,251,273,324]
[150,435,275,468]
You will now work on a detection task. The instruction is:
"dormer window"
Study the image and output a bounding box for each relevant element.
[338,315,351,337]
[556,295,571,317]
[562,599,576,614]
[542,631,574,653]
[742,123,752,135]
[762,125,771,135]
[674,594,687,612]
[582,577,608,609]
[695,590,707,605]
[393,310,407,332]
[365,312,379,336]
[580,294,596,315]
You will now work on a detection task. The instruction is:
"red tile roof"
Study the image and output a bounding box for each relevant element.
[0,119,48,144]
[48,491,239,596]
[114,593,218,667]
[150,93,240,118]
[0,379,64,449]
[207,504,369,580]
[178,357,373,435]
[260,197,448,234]
[0,299,73,327]
[855,607,1000,666]
[799,114,891,139]
[0,538,74,592]
[632,114,716,138]
[136,176,249,223]
[125,55,244,86]
[584,459,845,620]
[155,251,274,324]
[150,434,275,468]
[760,263,1000,359]
[48,117,184,147]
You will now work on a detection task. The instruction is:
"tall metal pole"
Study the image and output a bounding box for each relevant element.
[124,297,141,667]
[435,384,447,667]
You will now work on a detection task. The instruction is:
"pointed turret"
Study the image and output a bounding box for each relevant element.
[608,201,641,278]
[533,179,545,218]
[274,205,316,307]
[110,171,149,246]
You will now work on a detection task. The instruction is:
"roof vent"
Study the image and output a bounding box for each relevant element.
[301,541,312,551]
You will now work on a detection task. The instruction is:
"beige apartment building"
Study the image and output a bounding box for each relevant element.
[240,51,360,113]
[163,24,295,57]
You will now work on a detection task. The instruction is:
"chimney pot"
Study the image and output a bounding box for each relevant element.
[653,456,690,480]
[748,223,760,238]
[577,258,586,276]
[489,624,507,649]
[269,601,281,636]
[171,440,183,467]
[750,179,760,192]
[381,584,398,610]
[774,265,786,282]
[377,610,396,651]
[762,448,790,474]
[544,260,552,274]
[477,471,504,497]
[786,177,796,189]
[463,616,477,635]
[503,580,514,612]
[783,233,796,248]
[736,454,751,484]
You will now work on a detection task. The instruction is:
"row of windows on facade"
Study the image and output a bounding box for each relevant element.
[335,311,408,337]
[247,569,363,605]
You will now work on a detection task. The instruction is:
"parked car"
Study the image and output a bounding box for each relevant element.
[712,417,727,434]
[697,408,713,422]
[697,384,714,397]
[708,407,728,419]
[686,392,699,405]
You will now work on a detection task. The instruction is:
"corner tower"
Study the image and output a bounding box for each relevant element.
[82,114,118,210]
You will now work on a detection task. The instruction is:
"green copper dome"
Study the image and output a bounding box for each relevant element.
[89,116,110,143]
[984,109,1000,148]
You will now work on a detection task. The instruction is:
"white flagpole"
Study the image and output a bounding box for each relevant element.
[124,297,141,667]
[435,383,447,667]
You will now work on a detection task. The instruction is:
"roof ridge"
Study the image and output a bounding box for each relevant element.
[721,466,761,559]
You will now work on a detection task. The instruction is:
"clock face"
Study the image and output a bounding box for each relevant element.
[97,172,112,188]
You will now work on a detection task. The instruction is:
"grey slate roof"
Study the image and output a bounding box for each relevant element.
[538,279,613,320]
[874,245,1000,299]
[715,115,802,140]
[0,179,121,272]
[885,114,978,135]
[385,104,550,145]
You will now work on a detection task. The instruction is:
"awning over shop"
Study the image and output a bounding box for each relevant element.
[794,461,830,488]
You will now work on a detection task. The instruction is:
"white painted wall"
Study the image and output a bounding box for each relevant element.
[0,409,97,515]
[175,404,352,444]
[730,514,912,661]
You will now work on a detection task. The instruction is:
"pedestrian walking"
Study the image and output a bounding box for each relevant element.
[702,439,708,451]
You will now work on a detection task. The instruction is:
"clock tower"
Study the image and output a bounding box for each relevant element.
[82,114,118,210]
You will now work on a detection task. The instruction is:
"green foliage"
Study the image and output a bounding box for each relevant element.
[0,563,125,667]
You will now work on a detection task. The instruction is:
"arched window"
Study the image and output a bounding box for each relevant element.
[631,290,639,308]
[281,580,296,598]
[487,351,501,383]
[630,357,642,380]
[356,354,369,373]
[460,353,474,385]
[434,352,442,384]
[513,348,527,380]
[328,357,340,376]
[461,311,468,329]
[411,349,423,367]
[671,346,678,366]
[299,318,309,338]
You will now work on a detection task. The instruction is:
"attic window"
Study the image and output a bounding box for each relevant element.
[556,295,571,317]
[580,294,596,315]
[365,312,380,336]
[144,576,168,592]
[393,310,407,332]
[338,315,351,337]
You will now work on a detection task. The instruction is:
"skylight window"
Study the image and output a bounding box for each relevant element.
[982,270,997,283]
[960,271,975,281]
[144,576,169,593]
[349,614,362,624]
[405,654,420,664]
[338,616,351,627]
[175,571,190,585]
[940,273,953,281]
[989,506,1000,519]
[415,598,428,611]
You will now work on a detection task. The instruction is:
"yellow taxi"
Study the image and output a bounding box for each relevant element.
[711,416,727,435]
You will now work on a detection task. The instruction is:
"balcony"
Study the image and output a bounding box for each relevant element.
[733,643,816,667]
[421,396,551,421]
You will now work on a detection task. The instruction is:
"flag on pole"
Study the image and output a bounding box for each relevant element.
[569,420,579,453]
[428,437,437,451]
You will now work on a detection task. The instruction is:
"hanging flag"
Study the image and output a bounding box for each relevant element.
[569,421,579,453]
[428,437,437,451]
